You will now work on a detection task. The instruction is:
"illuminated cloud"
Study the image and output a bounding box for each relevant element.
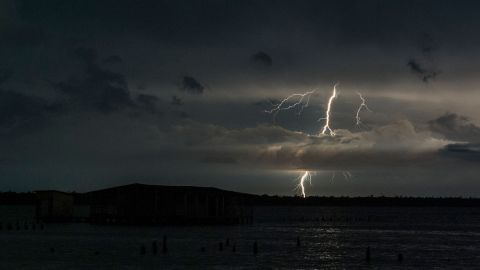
[171,119,452,171]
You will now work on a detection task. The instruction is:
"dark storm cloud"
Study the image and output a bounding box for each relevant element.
[419,33,436,59]
[135,94,159,114]
[3,0,480,194]
[407,59,439,83]
[17,0,480,44]
[0,45,161,136]
[10,0,480,91]
[0,68,60,135]
[0,90,63,135]
[54,47,133,113]
[179,76,204,95]
[201,156,237,164]
[441,143,480,162]
[0,68,13,84]
[0,24,46,48]
[407,34,441,83]
[103,55,122,65]
[428,113,480,142]
[73,47,97,65]
[171,95,183,106]
[251,51,272,67]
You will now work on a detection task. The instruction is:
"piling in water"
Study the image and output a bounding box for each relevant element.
[140,244,146,255]
[365,246,371,262]
[226,238,230,246]
[296,236,301,247]
[50,247,55,253]
[200,247,206,252]
[253,241,258,255]
[218,242,223,251]
[232,244,236,253]
[162,235,168,254]
[152,240,158,255]
[397,253,403,263]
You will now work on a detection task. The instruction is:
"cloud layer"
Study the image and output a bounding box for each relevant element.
[0,0,479,194]
[170,119,451,171]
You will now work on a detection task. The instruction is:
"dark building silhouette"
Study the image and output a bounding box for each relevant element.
[36,190,74,222]
[34,184,253,225]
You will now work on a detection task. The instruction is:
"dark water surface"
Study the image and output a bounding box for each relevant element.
[1,206,480,269]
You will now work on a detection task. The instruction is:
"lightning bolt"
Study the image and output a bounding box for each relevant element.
[295,171,312,198]
[263,90,317,198]
[293,84,338,197]
[330,172,336,183]
[319,84,338,136]
[355,92,372,125]
[342,171,352,180]
[279,84,357,198]
[265,90,315,121]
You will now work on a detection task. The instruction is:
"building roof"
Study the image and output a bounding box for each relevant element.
[85,183,252,197]
[35,190,74,196]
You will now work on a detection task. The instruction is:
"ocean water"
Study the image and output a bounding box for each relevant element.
[1,206,480,269]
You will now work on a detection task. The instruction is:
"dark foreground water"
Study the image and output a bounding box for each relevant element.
[1,206,480,269]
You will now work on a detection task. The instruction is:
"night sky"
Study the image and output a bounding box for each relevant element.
[1,0,479,196]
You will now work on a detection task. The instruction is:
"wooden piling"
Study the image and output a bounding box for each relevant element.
[152,240,158,255]
[365,246,371,262]
[162,235,168,254]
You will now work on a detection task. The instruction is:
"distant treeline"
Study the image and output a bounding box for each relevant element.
[0,192,86,205]
[0,192,36,205]
[252,195,480,207]
[2,191,480,207]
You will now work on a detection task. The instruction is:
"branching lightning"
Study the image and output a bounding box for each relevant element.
[295,171,312,198]
[265,90,315,121]
[355,92,372,125]
[342,171,352,180]
[319,84,338,136]
[268,84,358,197]
[292,84,338,197]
